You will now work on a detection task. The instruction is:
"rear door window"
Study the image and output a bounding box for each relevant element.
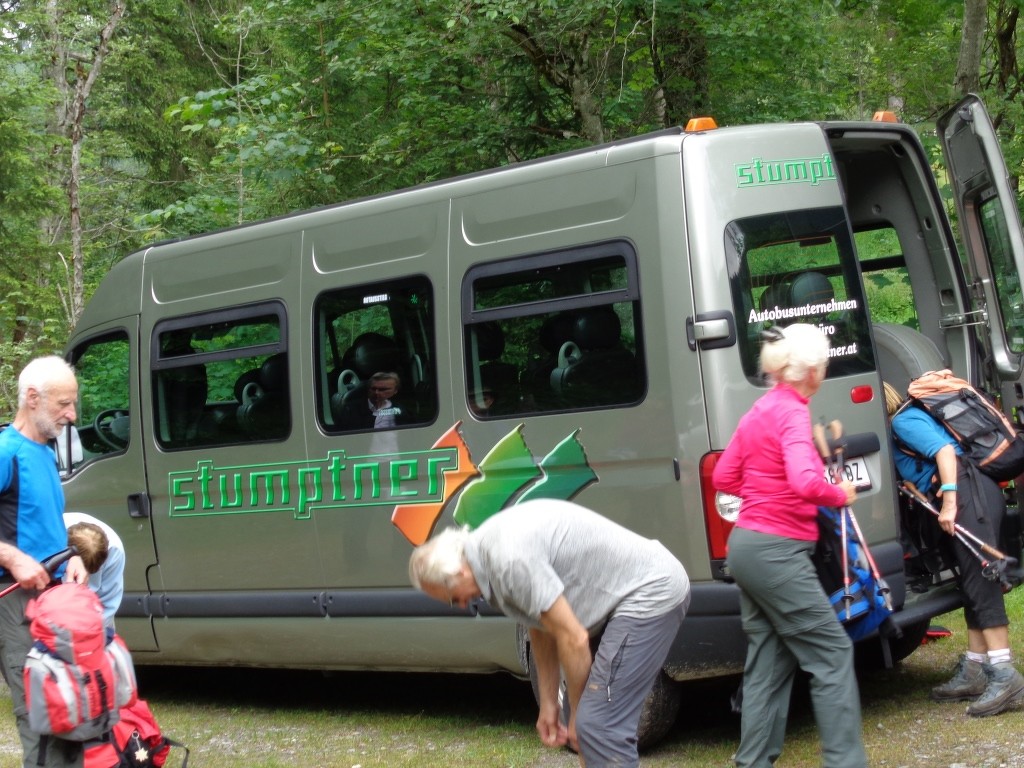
[727,208,875,382]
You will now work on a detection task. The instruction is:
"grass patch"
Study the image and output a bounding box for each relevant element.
[0,592,1021,766]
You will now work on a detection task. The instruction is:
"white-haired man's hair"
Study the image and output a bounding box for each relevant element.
[408,526,471,589]
[18,356,76,409]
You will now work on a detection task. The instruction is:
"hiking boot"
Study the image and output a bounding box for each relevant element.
[930,656,988,702]
[966,662,1024,717]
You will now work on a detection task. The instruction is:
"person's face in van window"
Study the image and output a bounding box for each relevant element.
[368,378,398,408]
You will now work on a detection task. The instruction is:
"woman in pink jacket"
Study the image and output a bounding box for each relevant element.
[712,323,866,768]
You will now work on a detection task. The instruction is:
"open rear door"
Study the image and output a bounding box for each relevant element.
[938,94,1024,379]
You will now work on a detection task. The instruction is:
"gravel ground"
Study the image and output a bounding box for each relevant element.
[0,624,1023,766]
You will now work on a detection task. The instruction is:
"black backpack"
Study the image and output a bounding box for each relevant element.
[898,369,1024,482]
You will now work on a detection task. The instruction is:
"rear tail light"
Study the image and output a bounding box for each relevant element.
[699,452,736,560]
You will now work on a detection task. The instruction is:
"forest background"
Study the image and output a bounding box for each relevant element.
[0,0,1016,409]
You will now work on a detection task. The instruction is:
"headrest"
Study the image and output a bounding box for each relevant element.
[572,308,621,350]
[234,368,261,402]
[345,333,400,378]
[788,272,834,307]
[539,313,577,353]
[760,281,790,310]
[260,353,288,392]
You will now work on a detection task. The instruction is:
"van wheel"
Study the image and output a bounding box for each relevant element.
[635,671,681,749]
[527,646,680,752]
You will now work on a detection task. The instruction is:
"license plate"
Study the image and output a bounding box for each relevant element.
[824,457,871,490]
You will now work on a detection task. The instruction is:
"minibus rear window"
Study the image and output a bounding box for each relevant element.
[727,208,875,383]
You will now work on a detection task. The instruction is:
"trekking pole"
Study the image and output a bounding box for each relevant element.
[898,483,1017,591]
[817,421,894,611]
[813,422,855,619]
[827,420,893,609]
[899,481,1018,564]
[0,546,78,600]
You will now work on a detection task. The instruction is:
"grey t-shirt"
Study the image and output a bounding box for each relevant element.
[463,499,690,633]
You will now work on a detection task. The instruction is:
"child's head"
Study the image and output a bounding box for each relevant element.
[67,522,109,575]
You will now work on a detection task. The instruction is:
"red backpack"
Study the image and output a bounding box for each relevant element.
[85,697,190,768]
[23,582,137,741]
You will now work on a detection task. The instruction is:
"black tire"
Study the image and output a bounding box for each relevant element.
[635,671,682,750]
[527,644,681,752]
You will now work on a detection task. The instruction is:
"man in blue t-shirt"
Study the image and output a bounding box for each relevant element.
[0,356,88,767]
[885,382,1024,717]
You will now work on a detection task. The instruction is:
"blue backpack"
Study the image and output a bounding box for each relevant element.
[813,506,894,642]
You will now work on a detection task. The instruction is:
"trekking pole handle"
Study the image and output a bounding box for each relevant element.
[0,546,78,600]
[899,481,937,511]
[40,546,78,576]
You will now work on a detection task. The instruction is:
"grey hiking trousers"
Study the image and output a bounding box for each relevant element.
[727,527,867,768]
[575,598,689,767]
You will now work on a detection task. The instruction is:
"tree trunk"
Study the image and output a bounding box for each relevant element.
[991,3,1020,190]
[64,1,126,323]
[955,0,987,95]
[503,24,606,144]
[993,3,1020,99]
[40,0,125,327]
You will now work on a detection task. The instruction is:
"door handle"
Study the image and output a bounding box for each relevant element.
[127,492,151,519]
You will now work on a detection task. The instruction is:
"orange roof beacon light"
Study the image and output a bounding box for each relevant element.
[685,116,718,132]
[872,110,899,123]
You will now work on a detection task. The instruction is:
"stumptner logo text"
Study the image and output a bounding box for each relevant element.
[736,153,835,188]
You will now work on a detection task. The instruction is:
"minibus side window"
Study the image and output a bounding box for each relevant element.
[65,332,131,471]
[463,243,645,416]
[315,276,437,433]
[152,304,288,449]
[728,208,874,383]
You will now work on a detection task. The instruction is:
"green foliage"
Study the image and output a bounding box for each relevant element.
[142,75,313,235]
[863,271,918,328]
[4,0,1024,360]
[0,26,66,355]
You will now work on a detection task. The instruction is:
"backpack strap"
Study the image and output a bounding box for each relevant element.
[164,735,191,768]
[890,415,933,486]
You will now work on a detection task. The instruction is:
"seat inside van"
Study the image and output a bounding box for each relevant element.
[330,332,406,424]
[788,271,833,309]
[470,321,519,415]
[549,307,641,407]
[235,352,290,439]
